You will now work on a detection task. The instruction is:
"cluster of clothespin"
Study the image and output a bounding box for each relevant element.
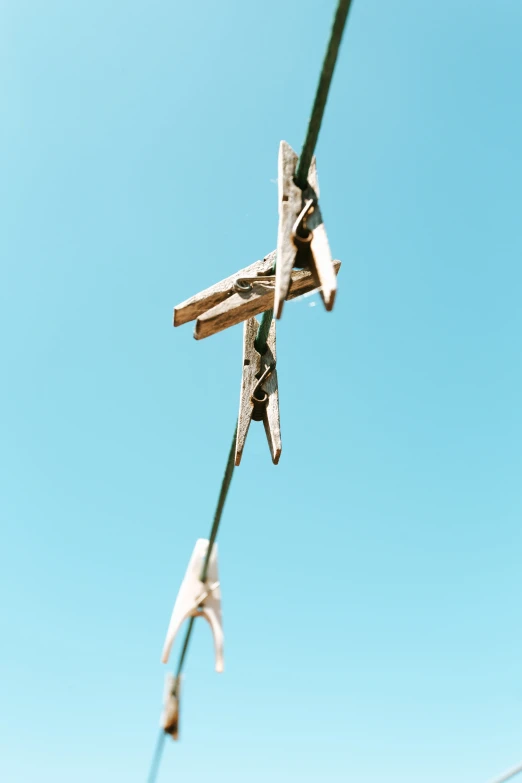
[160,141,341,740]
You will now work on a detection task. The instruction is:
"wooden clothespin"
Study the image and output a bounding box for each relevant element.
[236,316,281,466]
[161,538,224,673]
[173,249,341,340]
[275,140,338,318]
[161,673,181,740]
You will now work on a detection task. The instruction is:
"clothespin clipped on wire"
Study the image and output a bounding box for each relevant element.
[173,249,341,340]
[275,140,339,318]
[161,673,181,740]
[236,316,281,465]
[162,539,223,672]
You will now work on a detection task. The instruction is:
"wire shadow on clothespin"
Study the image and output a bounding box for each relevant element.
[161,673,181,740]
[161,538,223,673]
[236,316,281,466]
[173,249,341,340]
[275,140,339,318]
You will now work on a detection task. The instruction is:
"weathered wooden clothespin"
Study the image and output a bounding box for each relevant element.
[236,316,281,466]
[173,249,341,340]
[275,140,338,318]
[161,673,181,740]
[161,539,223,673]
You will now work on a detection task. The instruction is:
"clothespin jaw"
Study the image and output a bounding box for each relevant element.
[275,140,338,318]
[161,673,181,740]
[173,249,341,340]
[235,316,281,466]
[161,538,224,673]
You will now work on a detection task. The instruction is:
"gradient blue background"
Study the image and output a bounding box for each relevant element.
[1,1,522,781]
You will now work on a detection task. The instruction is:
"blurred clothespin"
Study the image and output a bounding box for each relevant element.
[275,140,338,318]
[236,316,281,466]
[161,539,223,673]
[161,673,181,740]
[173,249,341,340]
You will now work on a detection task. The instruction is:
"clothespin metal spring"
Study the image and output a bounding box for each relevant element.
[251,362,276,421]
[292,198,315,243]
[233,275,277,293]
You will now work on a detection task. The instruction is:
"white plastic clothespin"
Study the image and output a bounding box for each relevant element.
[161,538,224,673]
[236,316,281,466]
[161,673,181,740]
[173,249,340,340]
[275,140,339,318]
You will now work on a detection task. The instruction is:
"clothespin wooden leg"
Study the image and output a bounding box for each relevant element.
[161,673,181,740]
[235,316,281,466]
[200,606,224,673]
[275,141,300,319]
[306,157,337,311]
[306,215,336,311]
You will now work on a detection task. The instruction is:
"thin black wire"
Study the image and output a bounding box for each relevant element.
[147,732,166,783]
[200,424,237,583]
[295,0,354,188]
[146,1,352,779]
[254,308,274,355]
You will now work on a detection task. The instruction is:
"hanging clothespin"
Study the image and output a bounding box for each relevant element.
[173,249,341,340]
[161,673,181,740]
[161,538,224,673]
[275,140,338,318]
[236,315,281,466]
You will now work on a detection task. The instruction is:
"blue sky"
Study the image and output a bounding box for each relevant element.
[1,1,522,781]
